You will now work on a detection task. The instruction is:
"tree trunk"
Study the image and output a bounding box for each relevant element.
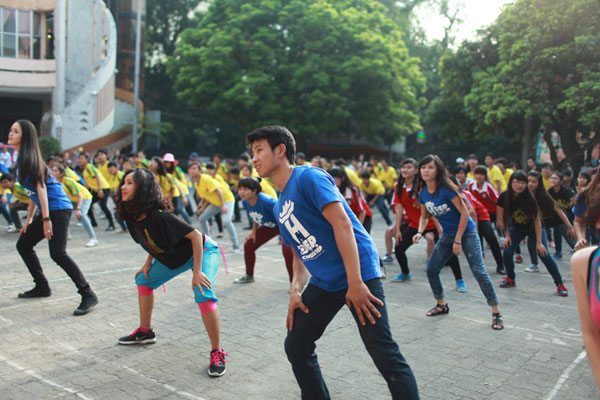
[522,116,533,169]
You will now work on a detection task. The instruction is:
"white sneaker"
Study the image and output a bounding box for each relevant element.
[525,264,539,273]
[232,245,240,253]
[6,224,16,233]
[85,238,99,247]
[76,222,82,226]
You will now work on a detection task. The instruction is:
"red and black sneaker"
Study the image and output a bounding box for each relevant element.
[515,254,523,264]
[209,348,229,377]
[556,285,569,297]
[499,277,516,288]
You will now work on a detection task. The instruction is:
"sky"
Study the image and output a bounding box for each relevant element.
[413,0,514,45]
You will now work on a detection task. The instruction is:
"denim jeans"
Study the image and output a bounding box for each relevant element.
[173,196,193,224]
[426,229,498,306]
[74,199,96,239]
[0,193,13,224]
[366,194,392,226]
[477,220,503,268]
[552,223,576,255]
[503,226,563,285]
[284,279,419,400]
[10,200,28,229]
[199,201,238,247]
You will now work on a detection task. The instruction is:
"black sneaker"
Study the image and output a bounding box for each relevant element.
[208,348,228,377]
[18,286,51,298]
[106,225,116,232]
[73,293,98,316]
[118,328,157,345]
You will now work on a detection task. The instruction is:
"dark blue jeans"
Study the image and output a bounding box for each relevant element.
[552,223,576,255]
[503,226,563,286]
[284,279,419,400]
[366,194,392,226]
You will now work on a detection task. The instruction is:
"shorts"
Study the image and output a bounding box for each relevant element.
[135,237,220,304]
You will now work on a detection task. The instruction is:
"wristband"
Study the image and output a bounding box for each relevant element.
[457,224,465,228]
[76,208,81,211]
[417,231,423,235]
[454,241,462,245]
[42,217,50,222]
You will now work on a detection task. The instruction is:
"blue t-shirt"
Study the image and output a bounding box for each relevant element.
[242,192,278,228]
[418,185,475,236]
[274,166,380,292]
[19,167,73,211]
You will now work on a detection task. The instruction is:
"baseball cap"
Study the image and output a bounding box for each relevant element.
[162,153,175,162]
[189,152,199,159]
[456,157,465,163]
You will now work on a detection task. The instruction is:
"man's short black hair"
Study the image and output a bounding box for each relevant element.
[296,152,305,159]
[205,162,216,170]
[107,161,118,168]
[239,153,250,162]
[97,149,108,156]
[360,171,371,179]
[229,166,240,174]
[496,157,508,166]
[0,173,15,182]
[246,126,296,164]
[454,165,468,174]
[485,153,495,159]
[541,162,552,169]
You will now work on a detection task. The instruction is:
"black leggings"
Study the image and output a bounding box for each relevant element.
[394,226,463,279]
[16,210,92,295]
[478,220,504,268]
[88,188,114,227]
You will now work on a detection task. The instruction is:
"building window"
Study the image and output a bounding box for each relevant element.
[1,7,42,59]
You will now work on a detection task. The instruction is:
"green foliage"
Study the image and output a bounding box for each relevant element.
[464,0,600,170]
[168,0,426,147]
[38,137,61,160]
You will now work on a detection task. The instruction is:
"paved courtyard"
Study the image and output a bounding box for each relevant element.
[0,210,597,399]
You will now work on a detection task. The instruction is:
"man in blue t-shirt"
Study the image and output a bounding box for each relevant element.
[246,126,419,400]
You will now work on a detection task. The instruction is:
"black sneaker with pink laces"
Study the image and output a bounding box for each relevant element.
[208,348,229,377]
[118,328,156,345]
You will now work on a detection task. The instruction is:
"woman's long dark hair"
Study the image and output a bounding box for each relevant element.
[575,170,600,230]
[115,169,169,221]
[16,119,47,187]
[151,156,168,177]
[527,171,556,217]
[416,154,461,197]
[396,158,418,199]
[327,167,355,195]
[503,170,538,225]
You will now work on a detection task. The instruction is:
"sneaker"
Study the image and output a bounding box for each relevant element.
[234,275,255,283]
[380,265,387,279]
[515,254,523,264]
[68,232,72,240]
[232,245,240,253]
[6,224,16,233]
[76,221,82,227]
[552,253,563,261]
[18,285,51,298]
[496,265,506,275]
[499,277,516,288]
[118,328,157,345]
[85,238,99,247]
[381,255,394,263]
[106,225,116,232]
[392,273,411,282]
[456,279,467,293]
[73,293,98,316]
[208,348,228,377]
[556,284,569,297]
[525,264,539,273]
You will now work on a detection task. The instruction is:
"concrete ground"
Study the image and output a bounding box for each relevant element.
[0,208,597,399]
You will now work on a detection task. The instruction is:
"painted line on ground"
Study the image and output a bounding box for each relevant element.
[543,350,588,400]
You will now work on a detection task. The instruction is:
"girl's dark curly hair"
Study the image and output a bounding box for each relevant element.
[115,168,169,221]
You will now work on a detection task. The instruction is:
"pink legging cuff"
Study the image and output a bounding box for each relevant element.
[198,300,217,315]
[137,285,155,296]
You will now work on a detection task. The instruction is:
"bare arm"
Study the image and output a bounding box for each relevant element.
[574,216,588,250]
[322,201,383,326]
[449,195,470,255]
[186,230,211,294]
[36,182,53,240]
[413,204,431,243]
[286,251,311,331]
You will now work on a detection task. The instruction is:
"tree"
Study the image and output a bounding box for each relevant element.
[168,0,426,149]
[464,0,600,172]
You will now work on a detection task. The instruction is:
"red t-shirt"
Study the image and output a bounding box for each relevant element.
[468,181,498,216]
[462,190,490,222]
[343,187,373,219]
[392,184,435,230]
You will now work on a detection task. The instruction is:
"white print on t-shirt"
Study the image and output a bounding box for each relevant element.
[425,201,450,217]
[249,211,276,228]
[279,200,323,261]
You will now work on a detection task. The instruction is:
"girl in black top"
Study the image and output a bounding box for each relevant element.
[496,170,568,296]
[546,171,576,259]
[115,168,228,377]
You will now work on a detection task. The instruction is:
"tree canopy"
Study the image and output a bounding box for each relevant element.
[167,0,426,149]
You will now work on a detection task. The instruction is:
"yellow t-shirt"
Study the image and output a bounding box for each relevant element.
[502,168,514,187]
[260,180,278,199]
[360,177,385,195]
[344,167,362,187]
[195,174,234,206]
[106,170,124,192]
[217,163,229,182]
[543,177,551,190]
[487,165,506,191]
[62,177,93,202]
[174,166,191,190]
[83,163,110,191]
[64,167,82,184]
[135,159,150,169]
[11,182,31,203]
[378,166,397,188]
[96,162,111,181]
[156,174,175,198]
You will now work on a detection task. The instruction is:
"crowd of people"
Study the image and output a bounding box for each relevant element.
[1,120,599,395]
